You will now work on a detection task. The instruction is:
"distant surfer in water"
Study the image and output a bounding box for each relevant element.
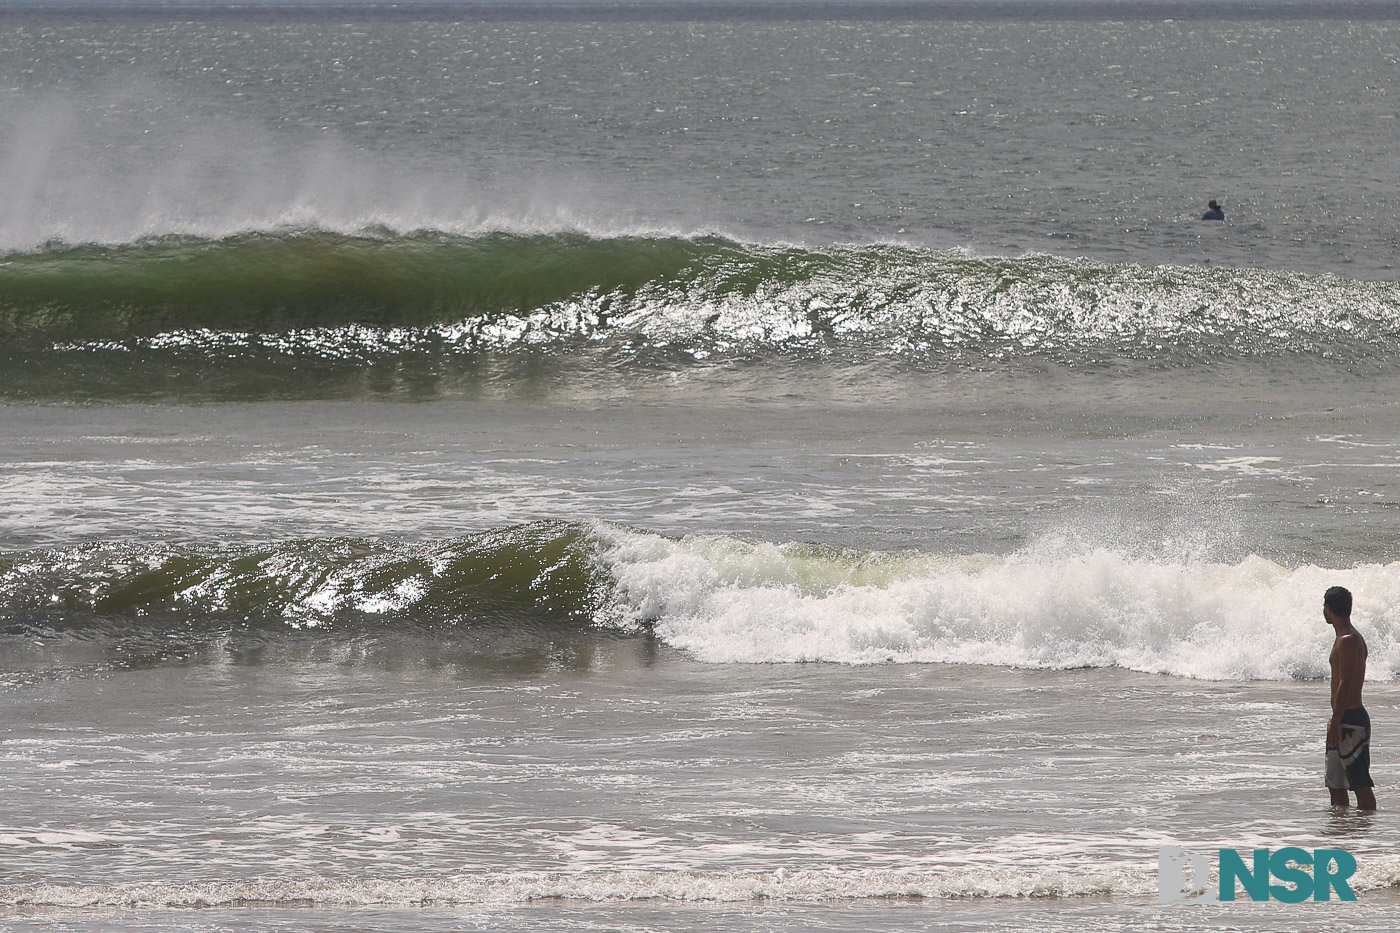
[1201,199,1225,221]
[1324,586,1376,809]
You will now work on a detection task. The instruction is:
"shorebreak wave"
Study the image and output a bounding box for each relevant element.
[3,521,1395,682]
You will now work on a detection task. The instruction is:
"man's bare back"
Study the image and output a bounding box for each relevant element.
[1329,629,1366,718]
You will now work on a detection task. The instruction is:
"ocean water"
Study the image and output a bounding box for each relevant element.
[6,3,1400,930]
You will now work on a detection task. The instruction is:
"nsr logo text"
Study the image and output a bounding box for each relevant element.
[1158,846,1358,903]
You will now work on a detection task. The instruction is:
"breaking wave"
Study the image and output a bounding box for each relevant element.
[0,522,604,632]
[2,228,1399,398]
[4,521,1397,682]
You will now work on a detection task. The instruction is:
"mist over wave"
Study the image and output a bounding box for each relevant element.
[3,521,1393,682]
[0,85,648,253]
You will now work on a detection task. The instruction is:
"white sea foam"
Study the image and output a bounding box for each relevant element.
[0,867,1151,907]
[597,528,1399,681]
[5,855,1400,908]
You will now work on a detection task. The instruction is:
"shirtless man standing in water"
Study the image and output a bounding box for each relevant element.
[1325,585,1377,809]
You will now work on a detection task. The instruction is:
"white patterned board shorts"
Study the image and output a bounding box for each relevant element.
[1326,706,1374,790]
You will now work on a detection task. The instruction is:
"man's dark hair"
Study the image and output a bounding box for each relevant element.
[1325,585,1353,619]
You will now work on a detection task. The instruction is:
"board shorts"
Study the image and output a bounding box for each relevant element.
[1326,706,1374,790]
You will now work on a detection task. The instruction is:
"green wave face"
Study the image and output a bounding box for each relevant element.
[3,228,1400,399]
[0,522,607,633]
[0,230,719,340]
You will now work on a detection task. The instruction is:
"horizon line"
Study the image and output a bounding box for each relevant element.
[4,0,1400,23]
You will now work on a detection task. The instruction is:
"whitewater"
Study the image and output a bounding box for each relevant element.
[7,5,1400,933]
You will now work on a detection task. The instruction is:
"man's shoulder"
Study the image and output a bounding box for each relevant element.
[1338,629,1368,654]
